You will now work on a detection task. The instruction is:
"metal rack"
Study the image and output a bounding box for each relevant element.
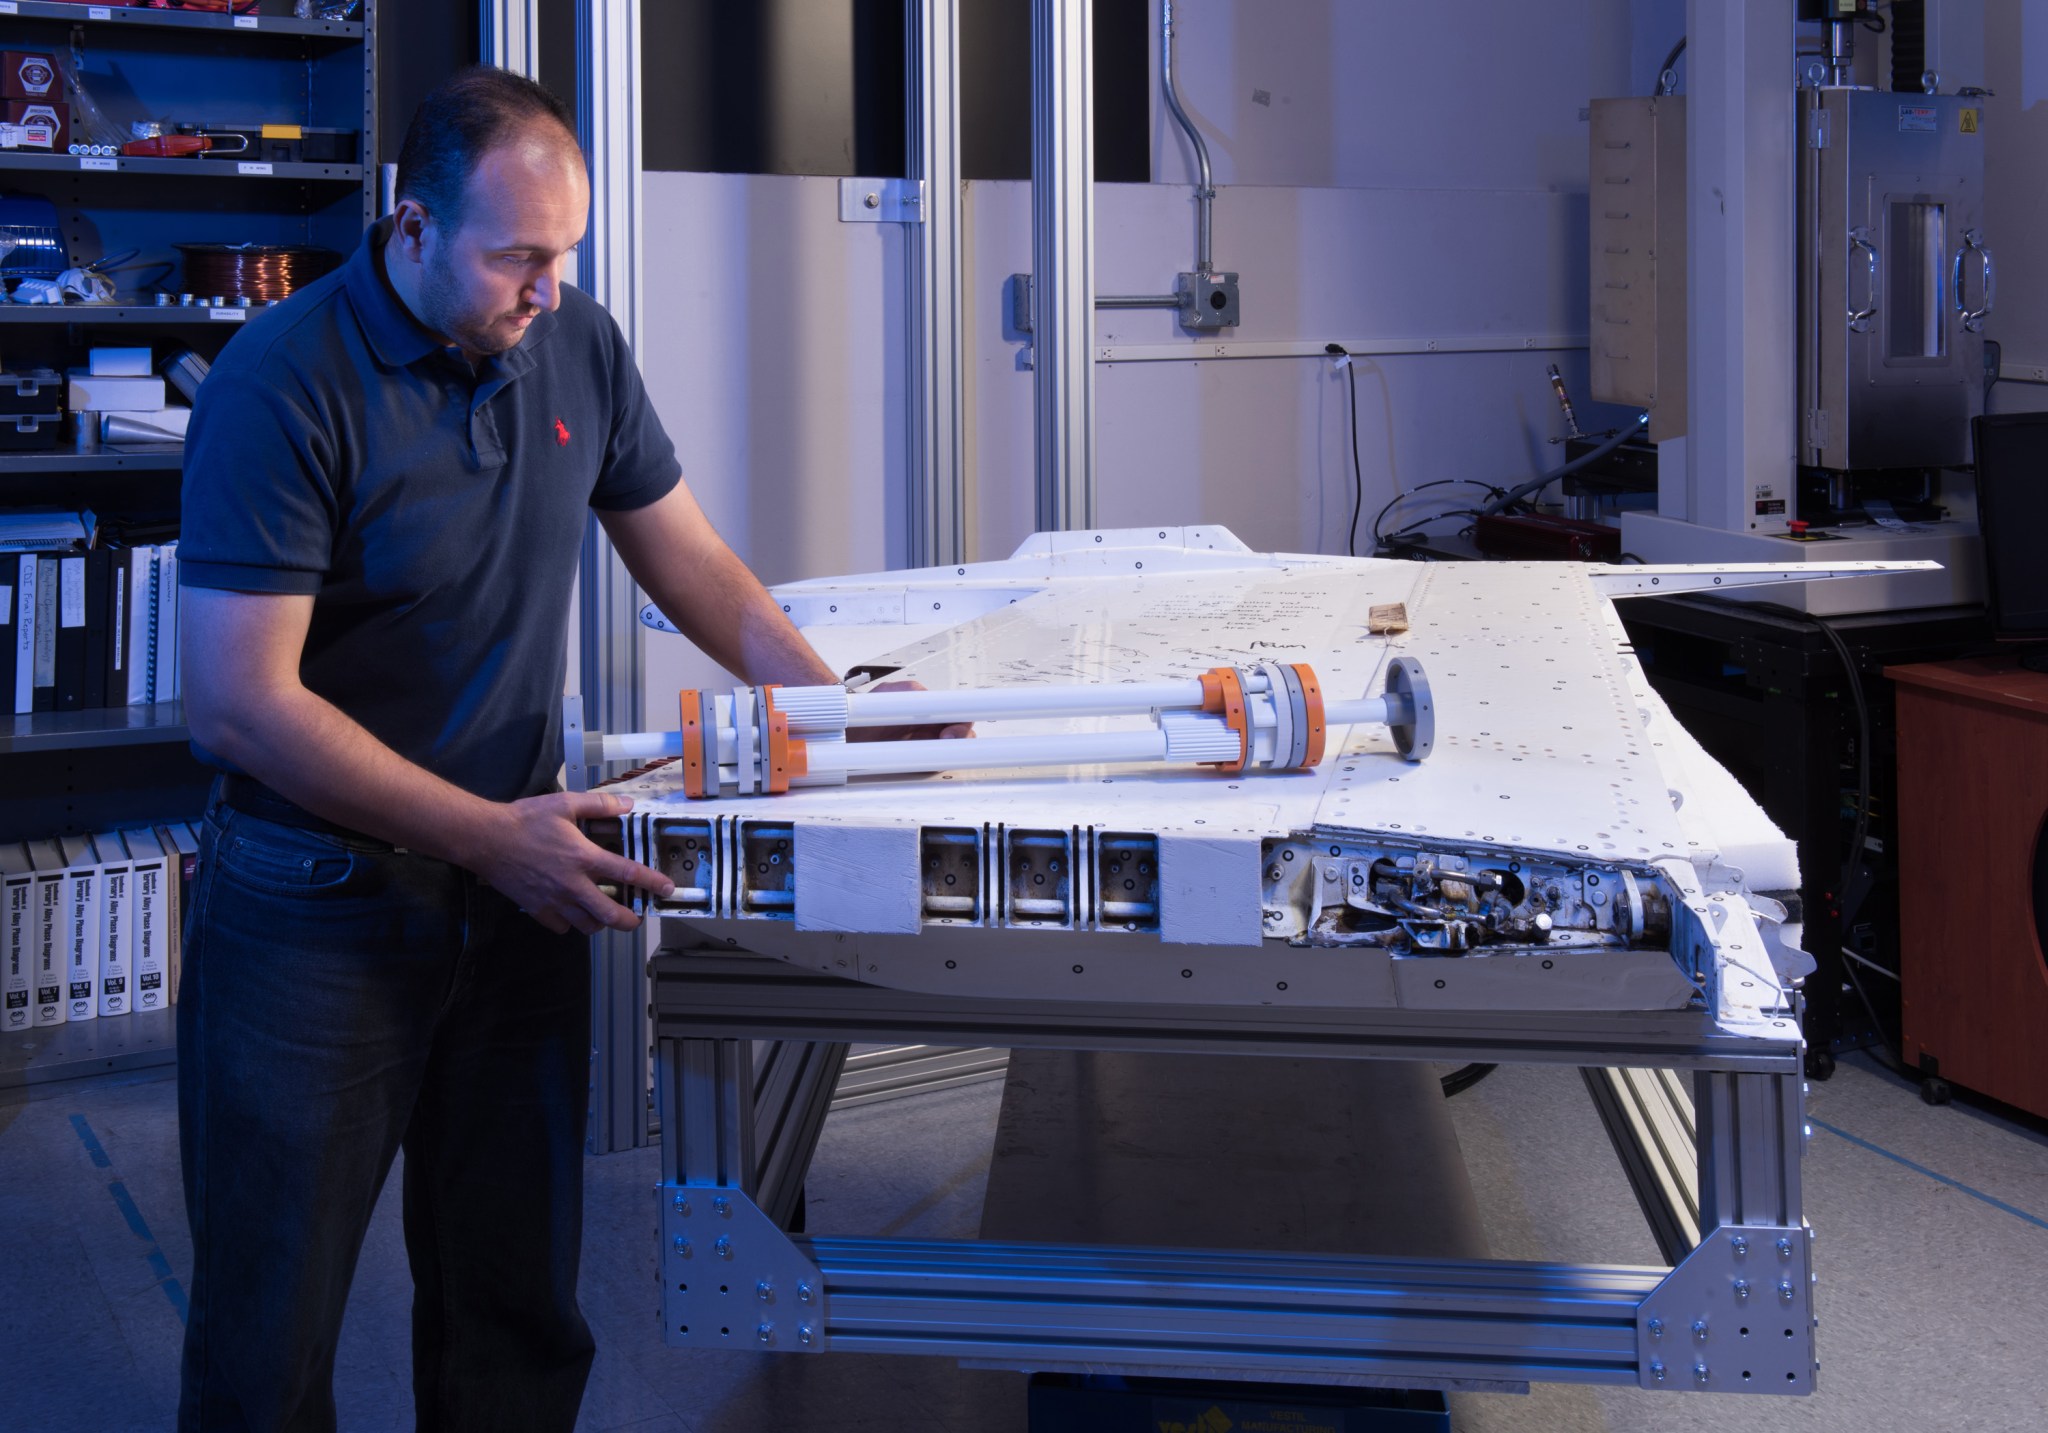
[650,952,1816,1397]
[0,0,377,1088]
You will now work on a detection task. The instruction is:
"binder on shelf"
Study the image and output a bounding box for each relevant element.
[0,551,17,712]
[151,544,179,705]
[32,552,55,712]
[82,547,110,710]
[54,551,87,711]
[124,827,171,1013]
[14,547,37,714]
[27,837,65,1025]
[2,843,31,1033]
[59,834,98,1022]
[93,830,131,1018]
[122,544,154,707]
[103,546,127,708]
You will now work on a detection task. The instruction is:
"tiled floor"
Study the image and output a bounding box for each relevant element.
[3,1049,2044,1431]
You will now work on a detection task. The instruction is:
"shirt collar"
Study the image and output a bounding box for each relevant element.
[346,217,442,370]
[345,217,560,376]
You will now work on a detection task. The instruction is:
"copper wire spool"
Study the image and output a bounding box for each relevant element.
[175,243,341,303]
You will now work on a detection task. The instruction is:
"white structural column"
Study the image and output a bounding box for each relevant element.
[1030,0,1096,532]
[1682,0,1797,534]
[479,0,539,75]
[906,1,968,567]
[575,0,651,1155]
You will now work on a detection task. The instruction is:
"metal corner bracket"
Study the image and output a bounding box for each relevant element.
[840,177,926,224]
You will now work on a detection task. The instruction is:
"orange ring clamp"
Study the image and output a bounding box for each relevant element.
[760,685,801,795]
[1200,666,1251,772]
[1291,663,1327,769]
[678,689,709,799]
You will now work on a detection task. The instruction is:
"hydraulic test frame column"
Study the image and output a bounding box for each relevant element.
[576,0,654,1154]
[906,1,968,569]
[479,0,539,77]
[1031,0,1096,532]
[1680,0,1798,534]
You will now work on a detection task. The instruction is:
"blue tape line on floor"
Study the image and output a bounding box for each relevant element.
[70,1114,191,1323]
[1808,1116,2048,1233]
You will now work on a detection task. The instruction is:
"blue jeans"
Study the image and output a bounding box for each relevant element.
[177,793,595,1432]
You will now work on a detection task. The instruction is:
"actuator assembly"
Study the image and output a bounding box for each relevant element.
[567,659,1433,799]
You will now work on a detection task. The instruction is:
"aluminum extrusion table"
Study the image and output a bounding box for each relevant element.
[650,950,1812,1398]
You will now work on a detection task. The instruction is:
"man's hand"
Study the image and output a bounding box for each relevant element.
[467,791,674,935]
[846,678,975,743]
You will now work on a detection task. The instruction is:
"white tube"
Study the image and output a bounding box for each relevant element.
[600,690,1408,765]
[843,679,1209,727]
[774,729,1168,778]
[1326,694,1403,726]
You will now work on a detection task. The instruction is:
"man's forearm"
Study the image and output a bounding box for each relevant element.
[200,685,508,868]
[666,542,838,689]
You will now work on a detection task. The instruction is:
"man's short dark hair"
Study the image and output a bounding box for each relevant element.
[394,67,579,233]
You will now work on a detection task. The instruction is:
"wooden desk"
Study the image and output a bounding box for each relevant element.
[1889,657,2048,1117]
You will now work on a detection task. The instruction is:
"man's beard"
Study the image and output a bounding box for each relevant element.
[417,246,520,357]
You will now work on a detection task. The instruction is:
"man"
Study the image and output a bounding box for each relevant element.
[176,69,884,1431]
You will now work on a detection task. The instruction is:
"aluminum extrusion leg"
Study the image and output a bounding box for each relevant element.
[751,1039,848,1229]
[1581,1066,1701,1265]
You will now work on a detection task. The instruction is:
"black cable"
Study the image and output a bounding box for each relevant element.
[1721,599,1889,1070]
[1657,35,1686,92]
[1340,348,1365,556]
[1480,414,1648,517]
[1371,480,1504,552]
[1440,1063,1497,1098]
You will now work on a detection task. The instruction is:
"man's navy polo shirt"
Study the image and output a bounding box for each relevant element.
[180,220,680,803]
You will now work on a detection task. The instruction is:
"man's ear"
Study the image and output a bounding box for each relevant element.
[389,197,433,265]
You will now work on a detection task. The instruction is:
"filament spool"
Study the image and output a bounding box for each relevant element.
[175,243,340,303]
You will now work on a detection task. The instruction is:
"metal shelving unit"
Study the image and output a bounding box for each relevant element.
[0,0,377,1083]
[0,303,273,326]
[0,1006,176,1090]
[0,1,362,40]
[0,151,362,181]
[0,450,180,473]
[1,700,187,754]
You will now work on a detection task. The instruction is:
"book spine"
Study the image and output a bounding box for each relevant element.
[14,551,37,716]
[54,552,87,713]
[124,547,153,707]
[106,558,126,707]
[0,553,16,715]
[4,874,31,1033]
[98,864,131,1018]
[83,548,110,711]
[32,868,64,1025]
[32,554,57,713]
[65,865,98,1022]
[132,855,169,1013]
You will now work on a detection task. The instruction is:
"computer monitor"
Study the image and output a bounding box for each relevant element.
[1971,412,2048,655]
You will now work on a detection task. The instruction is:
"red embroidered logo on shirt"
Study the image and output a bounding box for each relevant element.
[554,418,571,446]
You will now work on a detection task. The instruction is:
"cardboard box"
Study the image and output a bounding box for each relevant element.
[88,348,153,378]
[67,370,165,413]
[0,52,59,103]
[1,100,66,151]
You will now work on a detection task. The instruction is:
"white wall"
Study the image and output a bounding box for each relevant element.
[1985,0,2048,413]
[635,0,1672,719]
[1148,0,1683,192]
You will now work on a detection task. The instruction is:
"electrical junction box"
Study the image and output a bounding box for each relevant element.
[1176,270,1239,329]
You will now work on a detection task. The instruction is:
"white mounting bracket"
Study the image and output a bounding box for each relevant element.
[839,177,925,224]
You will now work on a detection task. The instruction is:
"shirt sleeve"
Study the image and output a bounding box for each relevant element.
[589,308,682,513]
[178,362,338,595]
